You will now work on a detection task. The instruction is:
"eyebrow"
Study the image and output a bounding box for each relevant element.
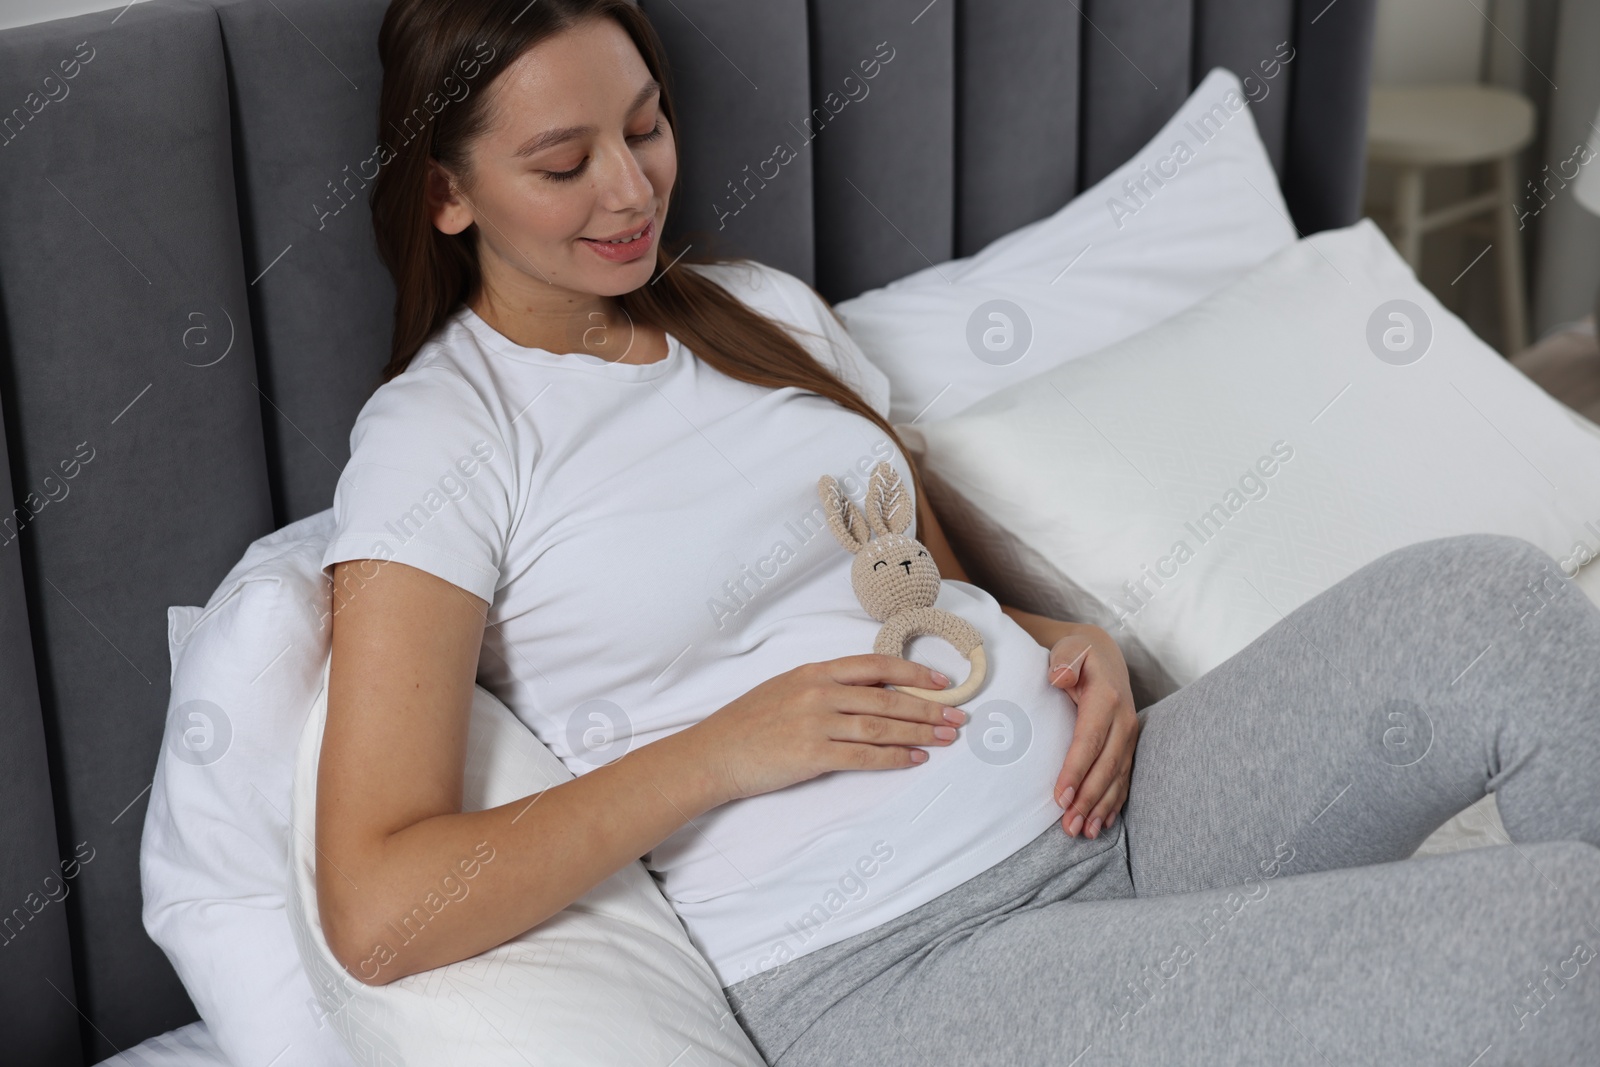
[510,80,661,159]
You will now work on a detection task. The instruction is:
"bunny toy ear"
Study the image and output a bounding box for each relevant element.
[818,474,870,552]
[865,462,912,537]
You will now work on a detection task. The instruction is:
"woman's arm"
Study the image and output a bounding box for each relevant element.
[913,487,1091,649]
[912,490,1079,643]
[316,559,729,986]
[316,556,958,986]
[915,491,1139,838]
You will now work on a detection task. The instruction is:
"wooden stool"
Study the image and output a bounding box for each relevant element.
[1366,85,1536,354]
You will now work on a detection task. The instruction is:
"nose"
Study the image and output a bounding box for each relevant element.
[899,559,912,575]
[595,134,656,216]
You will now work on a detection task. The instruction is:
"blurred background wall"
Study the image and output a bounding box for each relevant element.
[1367,0,1599,348]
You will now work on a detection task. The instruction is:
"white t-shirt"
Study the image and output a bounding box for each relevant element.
[321,260,1076,988]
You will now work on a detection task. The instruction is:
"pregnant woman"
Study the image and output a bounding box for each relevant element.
[315,1,1600,1062]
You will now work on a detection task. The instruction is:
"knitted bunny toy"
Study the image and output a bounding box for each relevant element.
[817,460,987,706]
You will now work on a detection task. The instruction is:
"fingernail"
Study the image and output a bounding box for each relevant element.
[1107,810,1117,828]
[943,707,966,725]
[1058,785,1075,810]
[931,670,950,687]
[910,749,928,763]
[1068,813,1084,837]
[1087,817,1102,838]
[934,725,957,741]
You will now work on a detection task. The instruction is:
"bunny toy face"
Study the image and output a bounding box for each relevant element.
[818,461,941,622]
[817,459,988,705]
[850,534,941,623]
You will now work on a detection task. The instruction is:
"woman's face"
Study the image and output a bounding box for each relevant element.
[433,16,676,302]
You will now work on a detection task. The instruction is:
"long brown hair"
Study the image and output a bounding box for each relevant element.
[370,0,926,508]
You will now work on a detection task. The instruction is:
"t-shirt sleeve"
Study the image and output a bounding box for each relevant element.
[320,365,514,605]
[761,265,895,422]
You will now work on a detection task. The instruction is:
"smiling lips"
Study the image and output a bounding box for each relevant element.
[580,217,655,263]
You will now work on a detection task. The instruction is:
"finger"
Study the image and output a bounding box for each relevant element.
[826,653,950,693]
[1052,682,1115,808]
[834,680,966,727]
[1047,642,1091,691]
[1102,719,1141,829]
[1071,712,1134,838]
[827,739,931,772]
[830,710,958,749]
[1088,763,1131,835]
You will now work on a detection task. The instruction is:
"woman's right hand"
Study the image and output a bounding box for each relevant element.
[690,654,968,804]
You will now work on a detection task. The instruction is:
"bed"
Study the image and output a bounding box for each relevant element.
[0,0,1379,1062]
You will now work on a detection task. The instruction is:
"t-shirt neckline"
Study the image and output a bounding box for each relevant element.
[456,304,682,381]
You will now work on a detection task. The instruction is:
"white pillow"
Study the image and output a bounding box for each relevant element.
[837,66,1297,426]
[90,1021,227,1067]
[286,657,765,1067]
[898,218,1600,695]
[142,509,357,1067]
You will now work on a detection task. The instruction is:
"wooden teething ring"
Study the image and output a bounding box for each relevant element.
[890,645,987,706]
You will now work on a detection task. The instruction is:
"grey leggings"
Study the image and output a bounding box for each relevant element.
[722,534,1600,1065]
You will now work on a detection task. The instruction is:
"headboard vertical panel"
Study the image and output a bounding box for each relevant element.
[0,1,276,1056]
[645,0,817,283]
[214,0,395,527]
[953,0,1081,258]
[0,401,83,1065]
[809,0,956,303]
[1078,0,1193,189]
[1284,0,1378,232]
[1193,0,1297,177]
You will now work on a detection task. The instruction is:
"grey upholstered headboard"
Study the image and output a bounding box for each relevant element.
[0,0,1375,1060]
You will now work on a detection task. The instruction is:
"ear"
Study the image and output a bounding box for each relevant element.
[818,475,869,552]
[866,462,912,536]
[426,158,474,236]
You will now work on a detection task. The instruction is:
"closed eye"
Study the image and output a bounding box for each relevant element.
[543,120,667,183]
[873,560,887,570]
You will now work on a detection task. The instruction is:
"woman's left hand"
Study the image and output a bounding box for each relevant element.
[1047,625,1139,839]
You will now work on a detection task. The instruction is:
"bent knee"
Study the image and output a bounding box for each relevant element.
[1370,533,1564,609]
[1390,532,1555,575]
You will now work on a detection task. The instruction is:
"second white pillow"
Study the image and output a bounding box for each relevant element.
[899,219,1600,693]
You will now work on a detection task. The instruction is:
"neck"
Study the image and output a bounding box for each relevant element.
[470,287,632,359]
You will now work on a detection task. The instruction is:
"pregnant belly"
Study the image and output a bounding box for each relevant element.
[651,590,1076,907]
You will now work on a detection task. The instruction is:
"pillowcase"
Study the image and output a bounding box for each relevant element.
[286,657,766,1067]
[147,509,762,1065]
[897,218,1600,697]
[836,66,1298,426]
[142,509,357,1067]
[91,1021,228,1067]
